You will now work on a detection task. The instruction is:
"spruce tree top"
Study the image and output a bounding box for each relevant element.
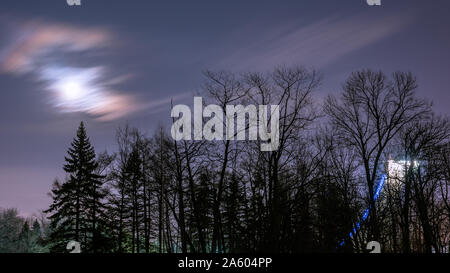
[64,121,98,175]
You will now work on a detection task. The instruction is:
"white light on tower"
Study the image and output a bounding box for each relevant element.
[386,160,419,186]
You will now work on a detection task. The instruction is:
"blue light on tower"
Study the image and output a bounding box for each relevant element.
[338,174,387,247]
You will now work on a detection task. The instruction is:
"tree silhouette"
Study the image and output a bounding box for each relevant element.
[45,121,106,253]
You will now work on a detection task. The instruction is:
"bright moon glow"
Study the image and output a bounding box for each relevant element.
[60,80,86,101]
[40,66,135,120]
[42,66,102,112]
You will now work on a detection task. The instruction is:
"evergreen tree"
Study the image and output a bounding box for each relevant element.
[29,219,46,253]
[17,222,31,253]
[32,220,41,238]
[45,121,106,253]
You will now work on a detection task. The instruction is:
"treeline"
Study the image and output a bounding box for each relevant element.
[43,66,450,253]
[0,208,49,253]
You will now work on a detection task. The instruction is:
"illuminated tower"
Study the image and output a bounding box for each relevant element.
[385,159,419,187]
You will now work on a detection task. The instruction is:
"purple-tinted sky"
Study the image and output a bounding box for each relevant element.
[1,0,450,217]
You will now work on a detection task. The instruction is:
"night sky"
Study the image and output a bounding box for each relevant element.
[1,0,449,217]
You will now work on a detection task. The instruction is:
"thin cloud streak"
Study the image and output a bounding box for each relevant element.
[218,12,414,70]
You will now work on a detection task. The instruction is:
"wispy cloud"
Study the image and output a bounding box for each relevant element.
[1,22,111,73]
[218,12,413,70]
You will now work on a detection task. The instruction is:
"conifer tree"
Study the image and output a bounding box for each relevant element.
[45,121,106,252]
[18,222,31,253]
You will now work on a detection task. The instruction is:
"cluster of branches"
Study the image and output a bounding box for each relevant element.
[44,66,450,253]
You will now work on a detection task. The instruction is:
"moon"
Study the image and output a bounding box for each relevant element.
[60,79,86,101]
